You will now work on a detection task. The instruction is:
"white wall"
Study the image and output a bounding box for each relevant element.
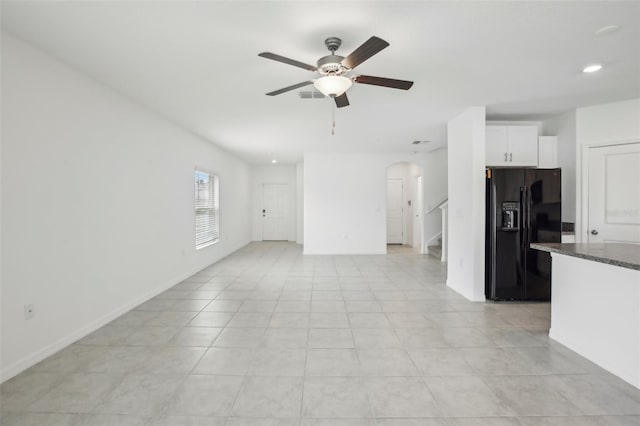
[423,148,448,248]
[251,165,297,242]
[304,153,387,255]
[575,98,640,242]
[1,33,252,381]
[304,151,447,255]
[543,111,577,224]
[446,107,486,301]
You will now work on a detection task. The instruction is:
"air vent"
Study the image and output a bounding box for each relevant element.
[299,91,326,99]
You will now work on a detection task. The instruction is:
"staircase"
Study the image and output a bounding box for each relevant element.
[427,237,442,261]
[424,197,447,262]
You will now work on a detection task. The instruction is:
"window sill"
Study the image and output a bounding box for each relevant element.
[196,239,219,250]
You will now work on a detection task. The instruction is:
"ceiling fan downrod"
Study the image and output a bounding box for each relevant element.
[324,37,342,53]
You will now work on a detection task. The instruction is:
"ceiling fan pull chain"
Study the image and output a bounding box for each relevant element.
[331,100,336,135]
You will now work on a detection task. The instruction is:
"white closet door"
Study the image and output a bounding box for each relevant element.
[386,179,404,244]
[587,143,640,243]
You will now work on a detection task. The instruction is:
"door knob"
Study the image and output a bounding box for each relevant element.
[591,229,598,235]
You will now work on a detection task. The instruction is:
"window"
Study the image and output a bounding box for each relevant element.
[194,170,219,249]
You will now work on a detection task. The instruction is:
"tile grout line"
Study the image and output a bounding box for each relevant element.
[298,265,315,421]
[142,266,239,424]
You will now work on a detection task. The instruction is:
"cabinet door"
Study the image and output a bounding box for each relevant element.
[507,126,538,166]
[538,136,558,168]
[486,126,508,166]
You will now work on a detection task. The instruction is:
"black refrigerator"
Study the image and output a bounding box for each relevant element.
[485,168,561,301]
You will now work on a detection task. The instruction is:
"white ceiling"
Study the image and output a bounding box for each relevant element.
[2,1,639,164]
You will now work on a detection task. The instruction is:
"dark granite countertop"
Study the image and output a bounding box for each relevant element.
[531,243,640,271]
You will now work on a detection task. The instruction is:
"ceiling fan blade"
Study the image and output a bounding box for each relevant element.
[265,81,314,96]
[355,75,414,90]
[258,52,317,71]
[341,36,389,69]
[334,93,350,108]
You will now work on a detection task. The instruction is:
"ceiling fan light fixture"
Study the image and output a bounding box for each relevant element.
[314,76,353,97]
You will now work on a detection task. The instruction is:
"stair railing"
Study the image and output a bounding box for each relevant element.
[426,195,448,214]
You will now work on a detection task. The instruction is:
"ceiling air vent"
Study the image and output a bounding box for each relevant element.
[299,91,326,99]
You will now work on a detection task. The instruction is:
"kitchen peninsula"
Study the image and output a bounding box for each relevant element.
[532,243,640,389]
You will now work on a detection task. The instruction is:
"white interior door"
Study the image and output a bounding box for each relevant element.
[413,176,423,251]
[587,142,640,243]
[262,183,289,241]
[386,179,404,244]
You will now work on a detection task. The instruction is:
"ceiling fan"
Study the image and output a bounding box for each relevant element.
[259,36,414,108]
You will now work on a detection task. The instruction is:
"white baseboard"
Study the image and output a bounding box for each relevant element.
[446,279,485,302]
[425,232,442,248]
[0,240,251,383]
[549,327,639,389]
[303,249,386,255]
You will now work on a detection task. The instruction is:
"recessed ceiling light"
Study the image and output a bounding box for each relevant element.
[595,25,620,36]
[271,159,277,164]
[583,64,602,73]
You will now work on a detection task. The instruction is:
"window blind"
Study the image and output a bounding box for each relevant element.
[194,170,219,249]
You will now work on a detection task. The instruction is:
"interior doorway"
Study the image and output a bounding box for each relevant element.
[413,176,424,252]
[386,179,404,244]
[262,183,289,240]
[386,162,424,251]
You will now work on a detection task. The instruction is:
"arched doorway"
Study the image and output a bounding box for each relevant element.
[386,162,424,252]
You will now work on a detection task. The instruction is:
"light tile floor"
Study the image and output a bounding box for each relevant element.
[2,242,639,426]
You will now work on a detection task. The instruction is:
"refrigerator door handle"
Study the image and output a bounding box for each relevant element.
[525,185,531,246]
[490,182,497,297]
[519,187,526,251]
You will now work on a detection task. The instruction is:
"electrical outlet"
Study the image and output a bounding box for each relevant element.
[24,304,34,320]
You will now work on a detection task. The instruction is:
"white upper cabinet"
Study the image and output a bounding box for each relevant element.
[507,126,538,166]
[485,125,538,167]
[538,136,558,168]
[486,126,508,165]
